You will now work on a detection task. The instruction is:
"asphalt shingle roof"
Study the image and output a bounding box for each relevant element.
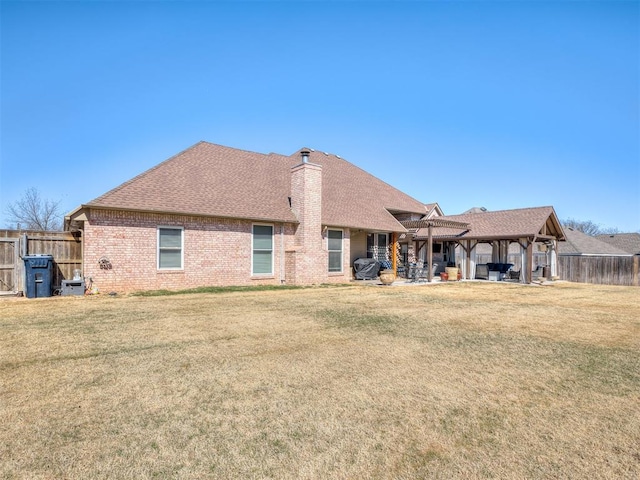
[414,206,564,240]
[595,233,640,255]
[560,228,631,255]
[85,142,428,231]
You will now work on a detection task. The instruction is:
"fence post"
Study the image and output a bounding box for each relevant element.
[20,233,28,257]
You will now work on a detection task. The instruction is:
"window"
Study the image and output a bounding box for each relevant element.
[252,224,273,275]
[328,229,343,273]
[367,233,389,261]
[377,233,388,255]
[400,243,409,265]
[158,227,183,269]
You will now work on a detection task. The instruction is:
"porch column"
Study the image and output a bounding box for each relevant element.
[469,241,477,279]
[525,239,534,284]
[519,240,526,284]
[427,224,433,282]
[501,241,509,263]
[464,240,477,280]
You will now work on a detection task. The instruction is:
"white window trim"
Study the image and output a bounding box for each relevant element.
[327,228,344,273]
[157,226,184,270]
[252,223,274,276]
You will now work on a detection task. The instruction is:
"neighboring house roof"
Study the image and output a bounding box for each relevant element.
[463,206,488,214]
[595,233,640,255]
[414,206,565,241]
[559,228,631,256]
[79,142,427,232]
[423,203,444,218]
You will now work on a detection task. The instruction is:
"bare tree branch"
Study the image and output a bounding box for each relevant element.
[4,187,63,231]
[561,217,621,236]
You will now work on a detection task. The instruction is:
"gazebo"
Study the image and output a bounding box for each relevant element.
[401,206,566,283]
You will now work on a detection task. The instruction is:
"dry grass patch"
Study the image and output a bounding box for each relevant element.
[1,282,639,479]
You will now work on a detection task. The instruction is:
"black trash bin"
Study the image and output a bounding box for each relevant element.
[23,255,54,298]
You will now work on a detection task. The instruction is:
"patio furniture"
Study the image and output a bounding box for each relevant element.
[488,271,501,281]
[406,263,421,282]
[531,265,545,280]
[506,269,520,280]
[476,263,515,281]
[354,258,380,280]
[487,263,514,274]
[475,264,489,280]
[397,265,407,278]
[407,262,438,282]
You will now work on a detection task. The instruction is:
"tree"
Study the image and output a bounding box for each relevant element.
[4,187,63,231]
[561,218,621,236]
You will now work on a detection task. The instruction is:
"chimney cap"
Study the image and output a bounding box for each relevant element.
[300,149,311,163]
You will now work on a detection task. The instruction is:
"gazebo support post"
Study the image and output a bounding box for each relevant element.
[427,225,433,282]
[464,240,477,280]
[525,239,534,284]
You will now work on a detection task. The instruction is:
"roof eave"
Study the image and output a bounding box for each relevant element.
[79,204,300,225]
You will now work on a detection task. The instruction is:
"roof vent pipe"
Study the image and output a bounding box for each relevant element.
[300,149,310,164]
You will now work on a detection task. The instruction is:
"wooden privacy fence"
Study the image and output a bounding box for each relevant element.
[558,255,639,286]
[0,230,82,295]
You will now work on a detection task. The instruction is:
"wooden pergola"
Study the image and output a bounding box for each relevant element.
[397,218,471,282]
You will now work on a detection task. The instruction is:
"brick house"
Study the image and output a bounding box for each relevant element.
[65,142,431,292]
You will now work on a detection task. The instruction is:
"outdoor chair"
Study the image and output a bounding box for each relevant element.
[475,264,489,280]
[412,262,426,282]
[421,263,438,281]
[506,269,520,280]
[531,265,545,280]
[397,264,407,278]
[409,262,438,282]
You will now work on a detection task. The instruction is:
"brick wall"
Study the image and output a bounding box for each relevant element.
[83,210,295,292]
[82,208,350,292]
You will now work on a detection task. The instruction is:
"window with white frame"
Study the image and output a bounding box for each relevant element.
[328,229,343,273]
[158,227,183,269]
[252,224,273,275]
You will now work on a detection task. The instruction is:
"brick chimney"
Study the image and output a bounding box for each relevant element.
[288,150,326,284]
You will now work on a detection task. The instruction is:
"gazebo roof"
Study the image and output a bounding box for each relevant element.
[412,206,565,242]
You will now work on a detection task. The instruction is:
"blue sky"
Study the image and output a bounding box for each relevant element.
[1,0,639,232]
